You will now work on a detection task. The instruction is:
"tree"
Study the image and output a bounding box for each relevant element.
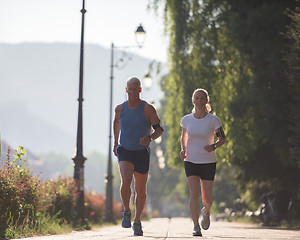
[222,0,300,199]
[284,6,300,171]
[150,0,300,210]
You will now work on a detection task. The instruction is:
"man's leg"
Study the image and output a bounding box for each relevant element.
[133,171,148,222]
[119,161,134,211]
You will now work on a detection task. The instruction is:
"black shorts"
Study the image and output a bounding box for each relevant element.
[116,146,150,174]
[184,161,216,180]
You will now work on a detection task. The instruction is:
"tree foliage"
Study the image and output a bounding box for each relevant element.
[284,6,300,170]
[151,0,300,207]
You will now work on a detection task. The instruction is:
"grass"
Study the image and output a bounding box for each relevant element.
[3,213,73,239]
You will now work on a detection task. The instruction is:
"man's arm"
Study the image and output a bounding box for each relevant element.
[140,103,164,146]
[113,104,122,156]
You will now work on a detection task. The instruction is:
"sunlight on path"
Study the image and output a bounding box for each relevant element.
[16,217,300,240]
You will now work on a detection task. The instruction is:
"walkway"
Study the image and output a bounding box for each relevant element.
[17,217,300,240]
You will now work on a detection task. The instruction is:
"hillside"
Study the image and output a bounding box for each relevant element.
[0,42,164,156]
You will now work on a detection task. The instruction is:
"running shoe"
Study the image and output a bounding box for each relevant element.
[121,210,131,228]
[201,207,210,230]
[193,224,202,236]
[133,220,143,236]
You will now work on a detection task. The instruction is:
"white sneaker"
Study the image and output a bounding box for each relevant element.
[193,224,202,236]
[201,207,210,230]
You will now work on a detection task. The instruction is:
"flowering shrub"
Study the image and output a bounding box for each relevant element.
[0,146,123,238]
[113,199,123,219]
[0,147,77,237]
[0,147,40,230]
[84,191,122,223]
[41,176,77,222]
[85,191,105,223]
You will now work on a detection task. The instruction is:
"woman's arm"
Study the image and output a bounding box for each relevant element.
[180,127,188,160]
[214,126,226,149]
[204,126,226,152]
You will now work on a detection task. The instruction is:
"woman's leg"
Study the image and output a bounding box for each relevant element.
[200,179,214,214]
[187,176,201,226]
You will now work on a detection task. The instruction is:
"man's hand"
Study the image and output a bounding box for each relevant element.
[140,136,151,146]
[113,144,118,156]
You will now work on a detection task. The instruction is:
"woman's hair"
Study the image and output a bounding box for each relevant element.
[191,88,211,113]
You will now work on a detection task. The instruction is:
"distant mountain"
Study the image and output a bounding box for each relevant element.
[0,43,165,156]
[0,102,74,154]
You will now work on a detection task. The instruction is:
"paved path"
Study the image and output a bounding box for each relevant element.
[16,217,300,240]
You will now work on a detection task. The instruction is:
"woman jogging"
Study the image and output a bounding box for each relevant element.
[180,88,226,237]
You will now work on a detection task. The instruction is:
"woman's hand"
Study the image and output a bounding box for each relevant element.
[204,145,214,152]
[180,150,186,160]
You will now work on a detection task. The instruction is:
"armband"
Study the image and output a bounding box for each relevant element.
[152,122,164,131]
[216,127,225,138]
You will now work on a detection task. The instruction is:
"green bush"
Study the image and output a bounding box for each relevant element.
[43,176,77,223]
[0,147,77,238]
[0,147,40,232]
[0,146,123,238]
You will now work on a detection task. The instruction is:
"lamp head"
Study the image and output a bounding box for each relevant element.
[143,72,152,89]
[135,24,146,47]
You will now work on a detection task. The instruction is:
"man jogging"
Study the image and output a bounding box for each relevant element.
[113,76,163,236]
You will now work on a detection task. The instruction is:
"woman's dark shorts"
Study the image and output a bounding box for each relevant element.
[116,146,150,174]
[184,161,216,180]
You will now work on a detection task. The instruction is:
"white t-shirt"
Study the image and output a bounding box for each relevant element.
[180,113,221,164]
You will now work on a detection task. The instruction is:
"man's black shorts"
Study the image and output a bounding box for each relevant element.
[184,161,216,180]
[116,146,150,174]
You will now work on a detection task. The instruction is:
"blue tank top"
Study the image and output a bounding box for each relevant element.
[120,100,151,150]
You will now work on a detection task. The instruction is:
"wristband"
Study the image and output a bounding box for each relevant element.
[212,143,217,151]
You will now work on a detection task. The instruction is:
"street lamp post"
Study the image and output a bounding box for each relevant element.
[72,0,87,225]
[105,24,146,223]
[104,42,115,223]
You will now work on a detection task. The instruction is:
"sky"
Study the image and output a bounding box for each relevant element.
[1,0,169,63]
